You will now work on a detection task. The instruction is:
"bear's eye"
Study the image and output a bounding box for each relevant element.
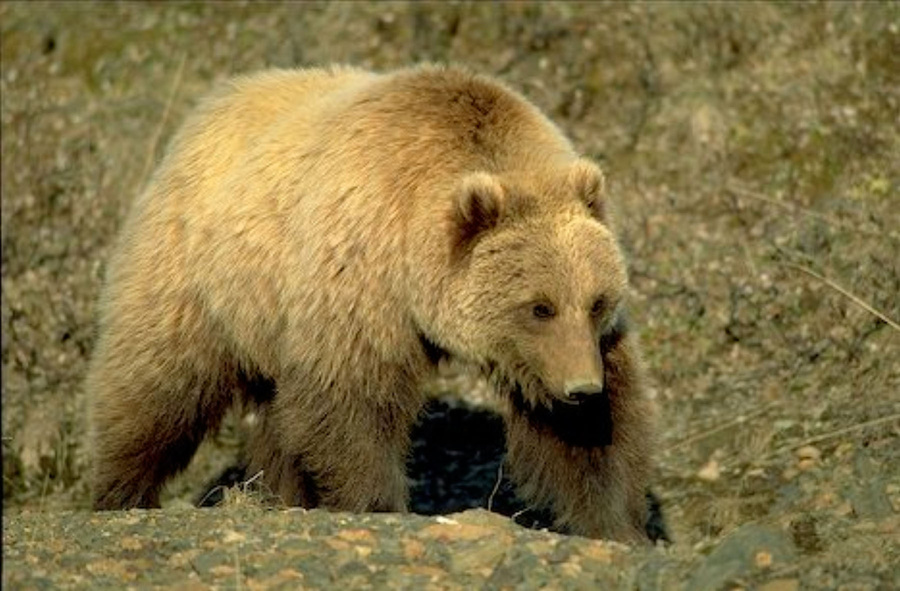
[532,302,556,320]
[590,297,606,318]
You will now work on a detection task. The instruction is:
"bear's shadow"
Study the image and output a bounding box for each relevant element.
[198,399,669,542]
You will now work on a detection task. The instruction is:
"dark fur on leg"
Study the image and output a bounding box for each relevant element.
[91,360,236,510]
[504,408,649,541]
[502,329,656,542]
[199,397,669,541]
[510,386,613,448]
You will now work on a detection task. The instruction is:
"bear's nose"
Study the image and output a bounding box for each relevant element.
[565,381,604,403]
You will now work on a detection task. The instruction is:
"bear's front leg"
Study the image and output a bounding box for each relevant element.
[502,336,656,541]
[504,403,651,542]
[261,371,422,513]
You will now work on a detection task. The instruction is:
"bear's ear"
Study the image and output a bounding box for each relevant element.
[569,159,607,221]
[453,172,505,248]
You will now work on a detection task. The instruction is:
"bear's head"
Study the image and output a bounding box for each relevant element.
[438,159,630,445]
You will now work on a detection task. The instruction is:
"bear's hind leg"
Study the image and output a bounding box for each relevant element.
[267,372,422,513]
[245,404,321,507]
[89,318,237,510]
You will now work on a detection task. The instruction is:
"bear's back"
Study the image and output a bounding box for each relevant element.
[136,65,573,223]
[104,66,581,369]
[302,66,575,186]
[135,66,375,214]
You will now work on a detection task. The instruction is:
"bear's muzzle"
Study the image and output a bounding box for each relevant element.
[511,384,614,448]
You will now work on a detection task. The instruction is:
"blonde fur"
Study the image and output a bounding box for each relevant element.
[87,65,656,541]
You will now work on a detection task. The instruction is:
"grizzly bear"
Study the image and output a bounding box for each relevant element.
[87,64,657,542]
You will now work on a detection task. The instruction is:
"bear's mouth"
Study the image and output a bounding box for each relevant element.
[509,383,613,448]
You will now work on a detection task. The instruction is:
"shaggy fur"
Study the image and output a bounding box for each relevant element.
[87,64,656,541]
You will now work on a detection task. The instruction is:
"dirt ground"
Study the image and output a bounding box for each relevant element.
[2,2,899,587]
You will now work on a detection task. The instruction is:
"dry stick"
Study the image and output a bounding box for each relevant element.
[196,484,227,508]
[195,469,266,507]
[242,469,265,491]
[139,54,187,189]
[486,463,504,512]
[728,183,846,227]
[234,547,243,591]
[739,237,759,278]
[783,262,900,332]
[727,182,895,239]
[27,469,54,546]
[767,413,900,460]
[664,404,774,454]
[510,508,530,522]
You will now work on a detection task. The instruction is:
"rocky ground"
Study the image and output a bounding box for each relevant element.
[2,2,898,589]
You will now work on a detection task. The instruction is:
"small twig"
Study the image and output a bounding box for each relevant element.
[486,463,504,512]
[511,508,529,521]
[25,470,52,545]
[241,469,264,494]
[234,547,243,591]
[728,183,846,227]
[783,263,900,332]
[727,182,895,240]
[140,53,187,189]
[38,467,51,513]
[766,413,900,460]
[196,470,265,507]
[196,484,227,508]
[665,404,774,453]
[738,237,759,279]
